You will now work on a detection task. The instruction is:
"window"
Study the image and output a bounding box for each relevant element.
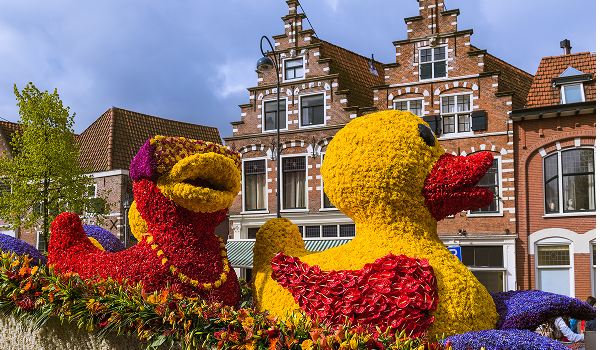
[37,232,47,252]
[244,160,266,211]
[284,58,303,80]
[244,268,253,281]
[301,94,325,126]
[264,99,286,131]
[322,154,336,209]
[471,159,500,214]
[537,244,572,296]
[441,94,471,134]
[394,99,423,116]
[592,243,596,297]
[544,148,595,214]
[247,228,259,239]
[283,156,306,209]
[420,47,446,80]
[462,246,504,293]
[561,84,585,104]
[298,224,356,238]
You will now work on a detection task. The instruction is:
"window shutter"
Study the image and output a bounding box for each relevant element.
[422,115,441,135]
[471,110,487,131]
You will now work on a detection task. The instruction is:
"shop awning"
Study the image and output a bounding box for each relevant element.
[225,239,352,268]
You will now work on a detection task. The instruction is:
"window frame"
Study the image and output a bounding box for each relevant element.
[262,98,288,133]
[439,92,473,137]
[282,57,305,82]
[297,223,356,238]
[241,157,268,214]
[591,240,596,297]
[543,147,596,216]
[281,154,309,212]
[419,45,448,81]
[299,92,326,129]
[393,98,425,117]
[320,153,337,211]
[560,83,585,104]
[534,239,575,297]
[36,231,47,252]
[468,156,503,217]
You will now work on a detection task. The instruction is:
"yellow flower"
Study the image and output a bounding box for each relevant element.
[300,339,313,350]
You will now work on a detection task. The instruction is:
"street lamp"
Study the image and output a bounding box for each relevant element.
[257,35,282,218]
[122,192,132,248]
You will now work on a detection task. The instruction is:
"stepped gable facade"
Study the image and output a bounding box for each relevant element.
[510,50,596,300]
[370,0,534,293]
[223,0,385,279]
[0,107,223,250]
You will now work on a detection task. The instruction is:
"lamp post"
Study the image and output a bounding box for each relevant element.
[257,36,281,218]
[122,192,131,248]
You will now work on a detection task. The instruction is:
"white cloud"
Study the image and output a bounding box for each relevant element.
[210,60,255,99]
[324,0,339,12]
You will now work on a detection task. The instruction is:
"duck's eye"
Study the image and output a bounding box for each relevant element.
[418,124,436,147]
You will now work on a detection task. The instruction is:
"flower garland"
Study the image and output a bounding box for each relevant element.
[144,232,230,291]
[440,329,572,350]
[271,252,438,338]
[127,201,148,242]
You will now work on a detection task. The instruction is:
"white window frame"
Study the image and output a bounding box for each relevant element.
[535,238,575,297]
[468,155,503,217]
[591,239,596,297]
[320,153,338,211]
[419,45,448,81]
[542,147,596,217]
[36,231,47,251]
[262,97,288,133]
[241,157,268,214]
[298,223,356,238]
[560,83,585,104]
[282,57,305,82]
[299,92,326,129]
[393,97,425,117]
[439,92,474,137]
[280,154,309,213]
[461,245,508,293]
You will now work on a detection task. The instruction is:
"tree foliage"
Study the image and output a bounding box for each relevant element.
[0,83,108,251]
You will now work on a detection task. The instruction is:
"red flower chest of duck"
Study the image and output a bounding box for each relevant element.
[48,136,242,307]
[271,252,438,338]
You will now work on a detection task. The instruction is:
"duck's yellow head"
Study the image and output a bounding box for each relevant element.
[321,110,494,222]
[130,135,241,213]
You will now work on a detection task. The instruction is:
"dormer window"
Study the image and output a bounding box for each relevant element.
[561,84,585,104]
[420,46,447,80]
[284,58,304,80]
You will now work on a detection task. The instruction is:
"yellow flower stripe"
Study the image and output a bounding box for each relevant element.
[88,237,105,251]
[145,233,229,291]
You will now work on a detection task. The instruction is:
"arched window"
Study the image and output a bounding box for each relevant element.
[544,147,595,214]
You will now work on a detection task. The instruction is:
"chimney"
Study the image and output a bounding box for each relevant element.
[560,39,572,55]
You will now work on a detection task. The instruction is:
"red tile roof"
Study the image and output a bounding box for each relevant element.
[317,39,385,108]
[79,107,223,172]
[526,52,596,107]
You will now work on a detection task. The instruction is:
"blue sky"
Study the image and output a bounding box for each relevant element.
[0,0,595,138]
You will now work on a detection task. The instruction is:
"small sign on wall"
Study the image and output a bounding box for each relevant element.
[447,246,462,261]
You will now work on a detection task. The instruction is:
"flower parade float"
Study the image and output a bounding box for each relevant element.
[48,135,242,307]
[254,110,498,339]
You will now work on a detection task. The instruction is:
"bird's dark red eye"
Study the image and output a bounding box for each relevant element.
[418,124,436,147]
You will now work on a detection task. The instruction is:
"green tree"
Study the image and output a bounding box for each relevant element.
[0,83,108,251]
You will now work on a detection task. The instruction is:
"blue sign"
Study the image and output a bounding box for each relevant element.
[447,246,462,261]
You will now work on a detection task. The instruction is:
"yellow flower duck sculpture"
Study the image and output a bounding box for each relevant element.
[253,110,498,339]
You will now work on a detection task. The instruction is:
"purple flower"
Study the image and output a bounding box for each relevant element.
[492,290,596,331]
[441,329,571,350]
[0,233,47,266]
[83,225,125,253]
[130,139,158,181]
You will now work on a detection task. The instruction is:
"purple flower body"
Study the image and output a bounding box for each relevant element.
[441,329,571,350]
[0,233,47,266]
[130,140,158,181]
[83,225,126,253]
[492,290,596,331]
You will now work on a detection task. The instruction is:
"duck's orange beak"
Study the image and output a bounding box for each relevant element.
[422,152,494,221]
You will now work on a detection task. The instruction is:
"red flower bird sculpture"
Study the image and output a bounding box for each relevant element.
[48,136,242,307]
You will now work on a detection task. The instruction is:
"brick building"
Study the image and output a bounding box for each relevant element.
[371,0,534,293]
[509,47,596,300]
[223,0,385,279]
[0,107,224,250]
[224,0,539,291]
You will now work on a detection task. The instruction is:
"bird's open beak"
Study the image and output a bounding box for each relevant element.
[156,152,241,213]
[422,152,494,221]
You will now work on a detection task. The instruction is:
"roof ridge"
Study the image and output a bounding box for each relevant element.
[316,38,384,65]
[111,107,219,131]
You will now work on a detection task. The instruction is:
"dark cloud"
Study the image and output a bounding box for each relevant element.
[0,0,595,138]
